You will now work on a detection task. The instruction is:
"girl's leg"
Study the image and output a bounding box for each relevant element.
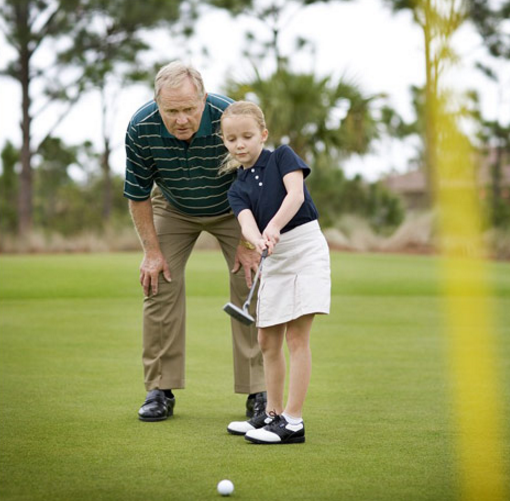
[284,314,315,419]
[258,324,286,414]
[244,317,313,444]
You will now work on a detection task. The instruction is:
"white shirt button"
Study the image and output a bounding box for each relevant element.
[255,176,259,180]
[251,169,255,173]
[259,182,263,186]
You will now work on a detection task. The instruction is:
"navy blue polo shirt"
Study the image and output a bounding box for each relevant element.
[227,145,319,233]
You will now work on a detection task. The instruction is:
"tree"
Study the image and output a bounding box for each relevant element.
[32,136,77,229]
[0,141,19,233]
[216,0,351,72]
[0,0,85,235]
[305,153,404,229]
[0,0,189,235]
[219,0,377,159]
[56,0,186,223]
[224,62,402,230]
[468,0,509,61]
[221,0,405,227]
[478,119,510,228]
[385,0,470,205]
[383,0,509,208]
[28,136,133,236]
[225,68,380,162]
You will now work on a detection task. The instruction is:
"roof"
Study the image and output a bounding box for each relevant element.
[382,159,510,195]
[382,170,426,194]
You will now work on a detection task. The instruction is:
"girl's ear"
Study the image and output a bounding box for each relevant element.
[262,129,269,142]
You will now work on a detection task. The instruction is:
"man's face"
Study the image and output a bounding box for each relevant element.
[157,79,206,142]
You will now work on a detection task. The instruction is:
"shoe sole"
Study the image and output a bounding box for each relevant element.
[138,415,171,422]
[245,435,305,444]
[227,428,246,436]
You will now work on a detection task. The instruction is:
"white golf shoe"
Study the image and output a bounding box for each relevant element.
[245,415,305,444]
[227,411,275,435]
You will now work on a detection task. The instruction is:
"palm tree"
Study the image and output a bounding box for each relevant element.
[225,67,380,163]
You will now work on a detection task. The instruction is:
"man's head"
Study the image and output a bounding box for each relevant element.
[155,61,207,142]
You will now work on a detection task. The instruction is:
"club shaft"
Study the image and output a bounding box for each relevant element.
[243,250,267,308]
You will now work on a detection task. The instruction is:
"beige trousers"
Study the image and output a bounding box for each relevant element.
[142,191,265,394]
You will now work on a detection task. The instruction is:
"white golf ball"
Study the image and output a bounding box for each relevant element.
[217,479,234,496]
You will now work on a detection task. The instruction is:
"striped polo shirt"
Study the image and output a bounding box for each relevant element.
[124,93,235,216]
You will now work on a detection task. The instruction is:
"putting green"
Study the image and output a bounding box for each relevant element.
[0,251,508,500]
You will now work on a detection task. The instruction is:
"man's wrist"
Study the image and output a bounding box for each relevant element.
[239,239,256,250]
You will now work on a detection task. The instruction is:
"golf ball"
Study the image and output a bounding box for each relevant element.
[217,479,234,496]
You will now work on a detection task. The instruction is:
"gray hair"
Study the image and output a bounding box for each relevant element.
[154,61,205,102]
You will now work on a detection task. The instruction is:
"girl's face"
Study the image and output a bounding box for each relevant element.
[222,115,268,169]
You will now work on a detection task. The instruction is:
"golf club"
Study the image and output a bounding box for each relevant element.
[223,248,268,325]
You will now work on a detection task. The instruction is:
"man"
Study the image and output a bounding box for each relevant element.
[124,61,266,422]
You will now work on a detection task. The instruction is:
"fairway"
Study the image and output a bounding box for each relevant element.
[0,251,509,501]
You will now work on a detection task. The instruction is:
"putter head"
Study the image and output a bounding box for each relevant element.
[223,302,255,326]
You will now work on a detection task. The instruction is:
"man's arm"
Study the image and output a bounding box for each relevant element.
[129,199,171,296]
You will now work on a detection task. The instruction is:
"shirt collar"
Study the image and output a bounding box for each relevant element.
[236,149,271,180]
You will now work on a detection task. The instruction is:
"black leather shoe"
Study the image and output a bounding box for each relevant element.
[245,391,267,418]
[138,389,175,422]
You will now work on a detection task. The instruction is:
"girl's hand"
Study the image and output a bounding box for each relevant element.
[254,238,273,256]
[262,223,280,248]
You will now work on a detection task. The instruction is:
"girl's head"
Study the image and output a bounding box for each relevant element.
[220,101,268,172]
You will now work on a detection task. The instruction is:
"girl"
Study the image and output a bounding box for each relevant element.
[221,101,331,444]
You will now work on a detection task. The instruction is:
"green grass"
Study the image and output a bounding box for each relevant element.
[0,251,509,501]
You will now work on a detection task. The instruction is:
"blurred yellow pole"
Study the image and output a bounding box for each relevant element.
[435,107,507,501]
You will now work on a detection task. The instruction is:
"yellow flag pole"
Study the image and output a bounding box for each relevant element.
[435,102,507,501]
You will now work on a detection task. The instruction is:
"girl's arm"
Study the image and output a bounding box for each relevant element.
[238,209,271,255]
[263,170,305,245]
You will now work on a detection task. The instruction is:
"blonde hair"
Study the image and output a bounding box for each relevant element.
[219,101,267,174]
[154,61,205,102]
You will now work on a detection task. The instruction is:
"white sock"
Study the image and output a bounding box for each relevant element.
[282,412,303,425]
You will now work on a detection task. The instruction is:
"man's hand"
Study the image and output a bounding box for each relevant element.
[139,252,172,297]
[232,244,260,288]
[129,199,172,296]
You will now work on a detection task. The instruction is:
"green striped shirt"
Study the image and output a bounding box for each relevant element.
[124,93,235,216]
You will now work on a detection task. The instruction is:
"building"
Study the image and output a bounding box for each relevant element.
[382,149,510,210]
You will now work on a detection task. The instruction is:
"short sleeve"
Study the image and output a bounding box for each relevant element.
[123,121,155,201]
[275,145,311,179]
[227,182,251,217]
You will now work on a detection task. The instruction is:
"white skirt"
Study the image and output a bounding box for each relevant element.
[256,220,331,328]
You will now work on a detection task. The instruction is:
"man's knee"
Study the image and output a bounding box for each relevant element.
[143,273,185,312]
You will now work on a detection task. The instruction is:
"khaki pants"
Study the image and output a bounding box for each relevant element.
[142,191,265,394]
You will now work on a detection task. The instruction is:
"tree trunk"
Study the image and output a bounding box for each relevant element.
[17,3,33,236]
[490,146,502,225]
[100,86,112,222]
[102,140,112,221]
[422,0,438,208]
